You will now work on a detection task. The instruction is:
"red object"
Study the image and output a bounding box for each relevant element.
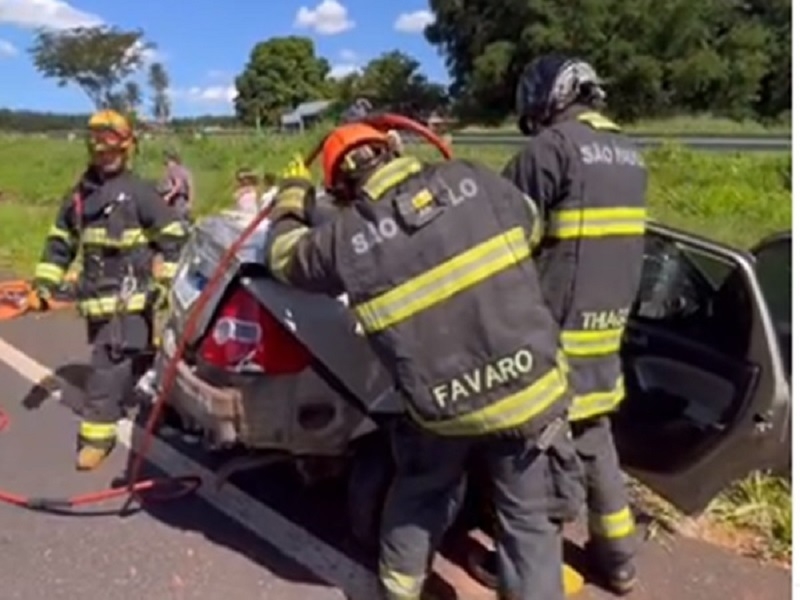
[320,123,390,188]
[198,286,311,374]
[0,112,453,514]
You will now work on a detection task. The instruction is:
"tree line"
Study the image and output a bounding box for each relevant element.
[2,1,791,133]
[424,0,790,123]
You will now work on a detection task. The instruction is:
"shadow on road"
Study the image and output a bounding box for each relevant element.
[13,363,652,599]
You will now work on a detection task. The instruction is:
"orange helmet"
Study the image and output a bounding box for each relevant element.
[321,123,391,189]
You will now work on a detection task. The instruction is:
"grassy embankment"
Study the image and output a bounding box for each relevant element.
[0,127,791,563]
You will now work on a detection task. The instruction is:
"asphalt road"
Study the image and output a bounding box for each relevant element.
[0,310,791,600]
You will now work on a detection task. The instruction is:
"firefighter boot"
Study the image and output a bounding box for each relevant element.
[76,422,117,471]
[586,540,637,596]
[467,548,585,596]
[603,560,636,596]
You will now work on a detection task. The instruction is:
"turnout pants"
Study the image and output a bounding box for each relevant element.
[571,416,636,566]
[79,314,153,450]
[379,418,583,600]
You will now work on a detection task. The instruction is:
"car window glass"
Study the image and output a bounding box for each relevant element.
[752,236,791,378]
[632,232,755,360]
[634,235,726,320]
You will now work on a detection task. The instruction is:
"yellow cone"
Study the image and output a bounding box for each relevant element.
[563,564,585,596]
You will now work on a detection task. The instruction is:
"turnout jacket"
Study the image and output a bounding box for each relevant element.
[502,109,648,421]
[34,168,187,319]
[266,156,571,438]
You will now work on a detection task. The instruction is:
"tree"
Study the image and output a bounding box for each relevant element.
[29,26,155,109]
[234,36,330,126]
[424,0,789,123]
[358,51,447,116]
[326,51,448,119]
[147,62,171,123]
[121,81,141,115]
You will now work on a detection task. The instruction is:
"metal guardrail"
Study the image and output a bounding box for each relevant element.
[3,129,791,152]
[449,132,791,152]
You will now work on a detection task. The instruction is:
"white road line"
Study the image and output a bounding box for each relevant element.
[0,335,380,600]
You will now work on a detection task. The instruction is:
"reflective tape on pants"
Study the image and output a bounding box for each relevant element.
[589,506,636,540]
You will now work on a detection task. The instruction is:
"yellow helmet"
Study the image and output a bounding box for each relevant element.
[86,109,135,153]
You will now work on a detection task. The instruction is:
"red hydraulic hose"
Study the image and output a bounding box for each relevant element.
[0,113,453,514]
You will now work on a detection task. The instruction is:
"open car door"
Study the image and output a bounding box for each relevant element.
[612,223,791,515]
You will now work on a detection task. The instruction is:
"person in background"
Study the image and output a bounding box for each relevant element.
[233,167,260,214]
[32,110,186,471]
[161,150,194,223]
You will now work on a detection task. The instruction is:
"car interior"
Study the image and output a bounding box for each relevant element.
[613,231,762,473]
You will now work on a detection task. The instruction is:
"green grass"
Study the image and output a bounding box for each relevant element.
[460,113,792,135]
[0,133,791,562]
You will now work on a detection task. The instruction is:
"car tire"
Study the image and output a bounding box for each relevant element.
[347,437,394,551]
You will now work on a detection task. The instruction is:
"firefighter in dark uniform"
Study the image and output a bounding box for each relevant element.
[32,109,187,471]
[501,55,648,595]
[265,123,585,599]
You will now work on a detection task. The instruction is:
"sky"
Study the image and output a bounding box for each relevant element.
[0,0,448,116]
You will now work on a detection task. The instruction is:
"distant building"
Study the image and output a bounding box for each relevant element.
[280,100,333,132]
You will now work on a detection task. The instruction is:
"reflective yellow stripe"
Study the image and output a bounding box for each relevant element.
[355,228,530,333]
[78,292,148,316]
[568,376,625,421]
[47,226,74,242]
[268,227,309,282]
[378,563,425,599]
[547,207,646,239]
[159,261,178,279]
[82,227,148,248]
[157,221,187,238]
[561,328,623,357]
[589,506,636,539]
[34,262,65,283]
[577,111,621,131]
[79,421,117,441]
[408,355,569,436]
[363,156,422,200]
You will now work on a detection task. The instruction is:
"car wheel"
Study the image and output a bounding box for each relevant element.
[347,437,394,550]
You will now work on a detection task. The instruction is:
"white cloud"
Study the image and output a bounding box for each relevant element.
[171,84,237,104]
[294,0,354,35]
[0,0,102,30]
[327,49,362,78]
[0,38,17,57]
[394,10,434,33]
[206,69,229,80]
[329,63,360,79]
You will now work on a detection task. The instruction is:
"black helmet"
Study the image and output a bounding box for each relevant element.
[515,55,606,135]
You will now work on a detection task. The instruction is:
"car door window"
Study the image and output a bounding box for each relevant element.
[632,234,750,358]
[752,234,791,379]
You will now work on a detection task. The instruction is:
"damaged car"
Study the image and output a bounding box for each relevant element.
[150,200,791,546]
